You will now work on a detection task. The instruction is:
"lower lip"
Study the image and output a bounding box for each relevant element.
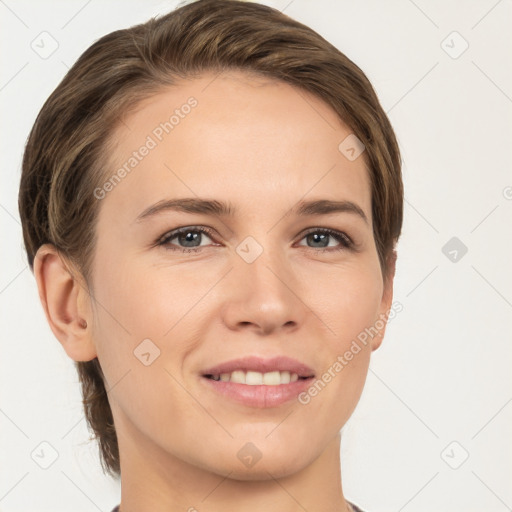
[200,375,314,408]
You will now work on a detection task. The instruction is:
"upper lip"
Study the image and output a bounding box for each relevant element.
[202,356,315,378]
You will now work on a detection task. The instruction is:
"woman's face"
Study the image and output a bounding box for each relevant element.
[88,71,393,479]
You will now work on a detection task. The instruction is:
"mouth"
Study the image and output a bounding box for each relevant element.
[199,355,315,408]
[201,355,315,383]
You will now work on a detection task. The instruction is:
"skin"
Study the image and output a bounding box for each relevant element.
[34,71,395,512]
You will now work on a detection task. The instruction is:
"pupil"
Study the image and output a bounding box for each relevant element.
[180,231,200,247]
[309,233,328,248]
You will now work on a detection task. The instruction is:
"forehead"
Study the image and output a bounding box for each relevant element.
[99,71,371,222]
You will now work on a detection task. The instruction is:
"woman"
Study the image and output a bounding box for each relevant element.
[18,1,403,511]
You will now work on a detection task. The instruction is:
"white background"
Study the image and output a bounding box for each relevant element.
[1,1,511,511]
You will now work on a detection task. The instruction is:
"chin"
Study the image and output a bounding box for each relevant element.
[201,442,317,481]
[214,459,310,482]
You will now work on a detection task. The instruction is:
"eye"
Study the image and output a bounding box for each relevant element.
[157,226,354,254]
[157,226,217,253]
[297,228,353,251]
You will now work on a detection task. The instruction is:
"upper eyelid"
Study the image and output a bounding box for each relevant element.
[158,226,216,243]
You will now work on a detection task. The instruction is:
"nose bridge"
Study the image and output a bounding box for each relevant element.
[236,232,289,293]
[223,232,302,333]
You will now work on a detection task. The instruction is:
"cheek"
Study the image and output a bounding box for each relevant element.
[88,257,194,433]
[308,258,384,346]
[90,249,188,337]
[295,271,382,434]
[89,252,209,394]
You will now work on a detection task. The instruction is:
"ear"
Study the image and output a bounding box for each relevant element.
[33,244,97,361]
[371,249,397,352]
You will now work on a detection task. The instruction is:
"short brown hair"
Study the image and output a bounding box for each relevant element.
[18,0,403,477]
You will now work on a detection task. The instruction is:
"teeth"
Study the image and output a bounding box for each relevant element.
[246,371,263,385]
[209,370,302,385]
[264,370,284,385]
[231,370,246,384]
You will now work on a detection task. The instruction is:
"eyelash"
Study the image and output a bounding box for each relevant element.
[156,226,354,253]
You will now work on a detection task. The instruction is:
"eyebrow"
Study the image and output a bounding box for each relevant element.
[135,197,368,224]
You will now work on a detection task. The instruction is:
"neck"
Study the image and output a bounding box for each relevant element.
[116,421,351,512]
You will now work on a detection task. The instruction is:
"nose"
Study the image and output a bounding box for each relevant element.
[220,243,305,336]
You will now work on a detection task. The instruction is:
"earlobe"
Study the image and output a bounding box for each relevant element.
[33,244,97,362]
[371,249,397,352]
